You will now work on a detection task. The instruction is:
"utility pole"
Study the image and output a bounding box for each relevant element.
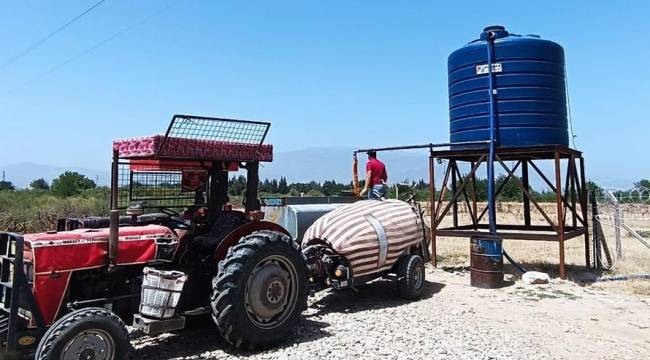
[2,170,5,182]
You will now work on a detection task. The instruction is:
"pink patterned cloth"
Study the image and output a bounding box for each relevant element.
[113,135,273,162]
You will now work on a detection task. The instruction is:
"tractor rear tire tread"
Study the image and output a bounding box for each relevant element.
[211,230,307,350]
[35,307,130,360]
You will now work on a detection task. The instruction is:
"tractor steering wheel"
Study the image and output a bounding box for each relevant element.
[159,207,191,230]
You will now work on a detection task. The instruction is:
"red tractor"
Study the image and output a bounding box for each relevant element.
[0,115,429,359]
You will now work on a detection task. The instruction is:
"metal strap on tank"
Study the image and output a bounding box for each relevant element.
[365,215,388,267]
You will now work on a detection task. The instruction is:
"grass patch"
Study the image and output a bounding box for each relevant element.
[0,188,109,233]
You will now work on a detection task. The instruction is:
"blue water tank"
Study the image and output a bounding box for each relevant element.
[448,26,569,147]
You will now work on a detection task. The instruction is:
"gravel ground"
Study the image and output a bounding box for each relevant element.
[130,267,650,360]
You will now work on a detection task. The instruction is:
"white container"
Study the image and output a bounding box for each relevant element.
[140,267,187,319]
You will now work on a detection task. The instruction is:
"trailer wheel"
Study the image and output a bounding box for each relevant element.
[35,307,130,360]
[211,230,307,350]
[396,254,425,300]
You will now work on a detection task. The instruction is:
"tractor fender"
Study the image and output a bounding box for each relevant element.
[214,221,290,262]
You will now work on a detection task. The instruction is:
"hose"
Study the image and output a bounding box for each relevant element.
[503,249,527,274]
[579,273,650,283]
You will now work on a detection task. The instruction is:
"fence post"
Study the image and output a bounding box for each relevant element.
[590,191,601,270]
[607,190,623,260]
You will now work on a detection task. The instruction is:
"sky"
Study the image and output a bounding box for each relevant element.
[0,0,649,188]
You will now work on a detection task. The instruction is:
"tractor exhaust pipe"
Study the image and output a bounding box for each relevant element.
[109,150,119,269]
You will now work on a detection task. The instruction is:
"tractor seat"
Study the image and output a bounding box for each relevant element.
[192,211,248,251]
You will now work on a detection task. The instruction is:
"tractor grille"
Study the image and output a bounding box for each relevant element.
[0,233,44,353]
[0,233,31,320]
[0,233,16,313]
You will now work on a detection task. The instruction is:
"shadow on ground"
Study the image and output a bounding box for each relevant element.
[129,280,445,359]
[308,278,445,317]
[502,262,604,283]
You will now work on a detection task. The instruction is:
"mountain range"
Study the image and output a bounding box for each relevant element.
[0,147,635,190]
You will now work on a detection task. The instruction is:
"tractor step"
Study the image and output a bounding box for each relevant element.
[0,313,8,336]
[132,314,185,336]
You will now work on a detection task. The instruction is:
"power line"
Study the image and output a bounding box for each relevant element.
[0,0,107,71]
[2,0,178,99]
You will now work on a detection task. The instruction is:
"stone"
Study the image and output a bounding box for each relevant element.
[522,271,550,285]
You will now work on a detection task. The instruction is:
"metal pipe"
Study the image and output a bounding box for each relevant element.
[109,150,119,269]
[555,151,566,279]
[485,29,498,235]
[354,140,490,154]
[352,153,360,196]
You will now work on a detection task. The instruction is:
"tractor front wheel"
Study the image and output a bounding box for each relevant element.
[34,307,130,360]
[211,230,307,350]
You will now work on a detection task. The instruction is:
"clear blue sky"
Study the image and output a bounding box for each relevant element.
[1,1,648,187]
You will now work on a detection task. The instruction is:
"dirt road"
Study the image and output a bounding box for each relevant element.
[132,267,650,359]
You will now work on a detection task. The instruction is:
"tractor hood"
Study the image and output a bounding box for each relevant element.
[24,225,177,275]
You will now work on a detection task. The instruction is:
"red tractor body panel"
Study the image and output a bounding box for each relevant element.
[23,225,178,325]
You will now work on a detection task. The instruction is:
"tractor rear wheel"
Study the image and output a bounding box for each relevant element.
[34,307,130,360]
[211,230,307,350]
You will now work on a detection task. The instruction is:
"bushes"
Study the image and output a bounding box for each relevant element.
[0,188,109,233]
[51,172,97,197]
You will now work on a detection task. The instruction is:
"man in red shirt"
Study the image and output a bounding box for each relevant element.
[360,150,388,199]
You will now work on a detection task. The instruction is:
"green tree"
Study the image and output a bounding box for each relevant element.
[0,180,15,191]
[586,180,603,193]
[228,175,246,196]
[278,177,289,194]
[30,178,50,190]
[634,179,650,189]
[495,174,523,201]
[51,171,96,197]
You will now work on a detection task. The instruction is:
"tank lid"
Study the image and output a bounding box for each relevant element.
[480,25,509,41]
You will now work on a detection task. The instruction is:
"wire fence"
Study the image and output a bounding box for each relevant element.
[591,187,650,272]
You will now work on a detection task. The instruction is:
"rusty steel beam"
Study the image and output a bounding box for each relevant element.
[434,155,486,228]
[435,163,452,221]
[522,160,531,227]
[569,156,578,228]
[476,160,522,223]
[429,145,588,279]
[470,161,478,230]
[451,161,458,228]
[452,163,478,227]
[579,156,590,269]
[496,156,558,232]
[435,229,561,241]
[428,152,437,267]
[555,151,566,279]
[528,160,585,225]
[438,224,586,236]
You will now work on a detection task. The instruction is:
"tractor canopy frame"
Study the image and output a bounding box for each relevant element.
[108,115,273,266]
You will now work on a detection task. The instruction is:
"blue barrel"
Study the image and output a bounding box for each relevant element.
[470,236,503,288]
[448,26,569,148]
